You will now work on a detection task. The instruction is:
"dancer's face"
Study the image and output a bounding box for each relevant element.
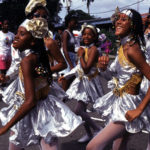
[13,26,34,51]
[82,28,95,45]
[33,8,49,20]
[115,13,132,38]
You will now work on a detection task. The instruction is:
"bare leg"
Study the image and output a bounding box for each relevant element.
[86,122,126,150]
[40,138,58,150]
[74,101,100,136]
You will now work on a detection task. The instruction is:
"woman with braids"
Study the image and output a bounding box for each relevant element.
[86,9,150,150]
[25,0,68,101]
[0,18,82,150]
[25,0,67,73]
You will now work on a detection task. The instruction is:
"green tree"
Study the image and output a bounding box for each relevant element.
[0,0,62,32]
[69,9,95,21]
[82,0,94,14]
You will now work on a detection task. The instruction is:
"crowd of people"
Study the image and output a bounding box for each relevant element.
[0,0,150,150]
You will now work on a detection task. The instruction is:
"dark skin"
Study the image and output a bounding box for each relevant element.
[60,19,78,91]
[99,13,150,122]
[86,13,150,150]
[114,13,150,122]
[59,27,100,136]
[1,19,9,33]
[0,26,38,135]
[32,7,67,72]
[44,37,66,72]
[62,19,77,70]
[124,42,150,121]
[59,28,99,80]
[78,28,99,74]
[0,8,67,83]
[78,46,98,74]
[0,55,38,135]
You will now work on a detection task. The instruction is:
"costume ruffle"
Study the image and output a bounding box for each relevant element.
[0,49,82,147]
[65,61,104,104]
[94,48,150,133]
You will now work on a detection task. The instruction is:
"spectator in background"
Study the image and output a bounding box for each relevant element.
[0,18,15,80]
[25,0,67,74]
[53,25,64,49]
[100,39,112,54]
[60,12,78,91]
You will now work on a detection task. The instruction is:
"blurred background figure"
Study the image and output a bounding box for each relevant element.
[0,18,15,85]
[59,12,78,91]
[100,39,112,54]
[144,15,150,36]
[53,24,64,49]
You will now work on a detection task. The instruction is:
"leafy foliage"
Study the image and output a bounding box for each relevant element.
[69,9,95,21]
[0,0,62,32]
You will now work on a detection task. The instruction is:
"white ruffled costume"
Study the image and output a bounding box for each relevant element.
[94,45,150,133]
[140,34,150,94]
[64,45,104,104]
[0,49,82,148]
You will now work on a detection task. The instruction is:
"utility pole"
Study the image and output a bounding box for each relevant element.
[137,0,139,12]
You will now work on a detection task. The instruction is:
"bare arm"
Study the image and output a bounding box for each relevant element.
[62,31,74,69]
[0,54,37,135]
[45,38,67,72]
[125,43,150,121]
[78,46,98,74]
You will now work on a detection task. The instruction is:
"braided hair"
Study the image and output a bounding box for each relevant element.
[128,9,145,47]
[32,38,52,84]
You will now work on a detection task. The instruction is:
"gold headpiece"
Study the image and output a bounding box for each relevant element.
[81,24,97,36]
[20,18,48,39]
[111,6,120,24]
[25,0,47,16]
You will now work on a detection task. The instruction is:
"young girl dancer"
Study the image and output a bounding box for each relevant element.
[0,18,82,150]
[87,9,150,150]
[25,0,68,101]
[59,25,104,143]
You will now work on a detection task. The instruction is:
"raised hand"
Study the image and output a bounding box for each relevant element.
[58,76,65,82]
[98,54,109,71]
[0,74,8,83]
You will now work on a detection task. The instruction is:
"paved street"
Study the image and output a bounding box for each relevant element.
[0,75,149,150]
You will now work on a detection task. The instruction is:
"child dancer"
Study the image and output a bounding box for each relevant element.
[59,24,104,143]
[25,0,68,101]
[0,18,82,150]
[87,9,150,150]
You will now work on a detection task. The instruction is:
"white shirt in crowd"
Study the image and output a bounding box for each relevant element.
[0,30,15,56]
